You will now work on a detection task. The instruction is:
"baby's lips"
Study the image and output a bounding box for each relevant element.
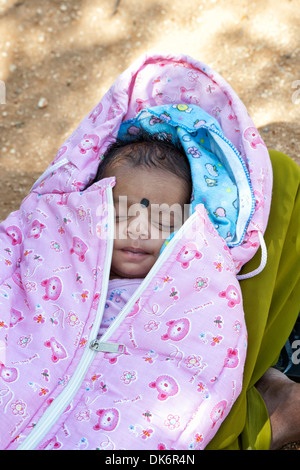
[122,246,149,255]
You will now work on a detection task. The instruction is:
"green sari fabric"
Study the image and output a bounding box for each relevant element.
[207,150,300,450]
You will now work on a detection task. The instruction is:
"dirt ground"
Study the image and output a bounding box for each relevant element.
[0,0,299,450]
[0,0,300,220]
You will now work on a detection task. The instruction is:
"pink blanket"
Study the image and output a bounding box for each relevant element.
[0,53,272,450]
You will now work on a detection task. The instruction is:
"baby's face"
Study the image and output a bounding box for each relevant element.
[104,163,190,279]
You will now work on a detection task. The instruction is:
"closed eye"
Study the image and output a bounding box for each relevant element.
[153,222,174,232]
[115,215,129,222]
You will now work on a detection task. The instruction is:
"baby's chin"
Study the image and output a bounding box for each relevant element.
[110,263,154,280]
[110,271,146,280]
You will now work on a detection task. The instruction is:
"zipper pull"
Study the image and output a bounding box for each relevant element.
[90,339,125,354]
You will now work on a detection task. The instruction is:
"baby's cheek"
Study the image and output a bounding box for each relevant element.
[150,223,169,241]
[152,239,167,261]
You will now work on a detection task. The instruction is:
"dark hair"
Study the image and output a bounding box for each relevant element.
[90,132,192,198]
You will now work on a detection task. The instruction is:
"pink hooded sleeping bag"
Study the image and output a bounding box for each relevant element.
[0,53,272,450]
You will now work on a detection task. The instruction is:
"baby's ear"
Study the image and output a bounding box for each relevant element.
[149,381,156,389]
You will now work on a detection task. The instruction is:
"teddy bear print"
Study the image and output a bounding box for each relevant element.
[103,346,130,364]
[78,134,100,154]
[70,236,88,262]
[218,285,241,307]
[243,127,265,150]
[224,348,239,368]
[10,307,24,327]
[41,276,63,301]
[28,220,46,239]
[149,374,179,401]
[44,337,68,363]
[39,436,62,450]
[88,103,103,123]
[176,242,202,269]
[6,225,22,246]
[0,363,19,383]
[107,101,122,120]
[93,407,120,432]
[210,400,227,428]
[161,318,190,342]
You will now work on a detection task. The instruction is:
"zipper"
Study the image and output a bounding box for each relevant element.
[17,184,115,450]
[208,128,256,247]
[17,195,197,450]
[90,211,198,346]
[89,340,126,353]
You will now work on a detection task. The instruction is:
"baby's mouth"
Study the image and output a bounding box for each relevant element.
[121,247,150,257]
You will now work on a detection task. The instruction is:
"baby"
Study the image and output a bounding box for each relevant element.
[93,135,192,280]
[92,135,192,333]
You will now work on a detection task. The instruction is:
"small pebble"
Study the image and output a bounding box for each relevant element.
[38,97,48,108]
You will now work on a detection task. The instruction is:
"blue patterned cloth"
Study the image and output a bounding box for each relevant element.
[118,104,254,251]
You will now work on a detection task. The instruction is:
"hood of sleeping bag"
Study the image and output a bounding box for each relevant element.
[117,103,255,249]
[31,52,273,274]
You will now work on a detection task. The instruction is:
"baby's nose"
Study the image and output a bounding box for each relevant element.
[127,209,150,240]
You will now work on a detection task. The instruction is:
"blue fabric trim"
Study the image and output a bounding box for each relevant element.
[117,104,256,250]
[208,127,256,247]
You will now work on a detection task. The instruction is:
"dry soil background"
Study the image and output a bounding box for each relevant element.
[0,0,299,450]
[0,0,300,220]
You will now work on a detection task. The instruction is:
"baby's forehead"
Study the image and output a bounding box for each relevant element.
[114,173,185,203]
[103,157,190,209]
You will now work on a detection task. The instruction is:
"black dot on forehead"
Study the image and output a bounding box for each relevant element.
[140,198,150,208]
